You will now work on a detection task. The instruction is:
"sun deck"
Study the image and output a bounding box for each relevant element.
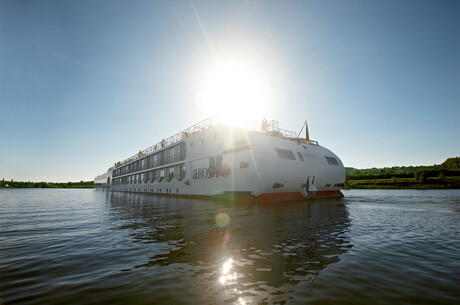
[109,116,314,171]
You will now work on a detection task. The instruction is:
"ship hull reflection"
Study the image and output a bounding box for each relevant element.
[108,192,352,304]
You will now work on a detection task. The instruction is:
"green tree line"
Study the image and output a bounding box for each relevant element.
[345,157,460,189]
[0,179,94,188]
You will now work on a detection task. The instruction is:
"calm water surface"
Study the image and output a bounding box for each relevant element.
[1,189,459,304]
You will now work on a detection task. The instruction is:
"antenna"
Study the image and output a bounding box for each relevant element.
[297,120,310,143]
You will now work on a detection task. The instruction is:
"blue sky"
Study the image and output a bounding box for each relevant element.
[1,0,459,182]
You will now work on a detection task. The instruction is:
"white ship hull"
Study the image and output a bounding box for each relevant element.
[95,119,345,200]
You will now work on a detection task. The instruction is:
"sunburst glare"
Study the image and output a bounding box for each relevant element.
[196,60,272,124]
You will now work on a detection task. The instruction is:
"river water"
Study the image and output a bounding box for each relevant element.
[0,189,459,304]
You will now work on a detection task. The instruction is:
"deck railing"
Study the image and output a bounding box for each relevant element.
[110,116,304,170]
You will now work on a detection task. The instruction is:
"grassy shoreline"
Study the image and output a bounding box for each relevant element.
[345,157,460,189]
[344,176,460,189]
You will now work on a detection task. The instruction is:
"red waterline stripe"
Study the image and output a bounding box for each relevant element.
[315,190,344,197]
[256,192,304,200]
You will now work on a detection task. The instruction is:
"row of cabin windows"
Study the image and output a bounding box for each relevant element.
[112,188,180,194]
[113,142,186,177]
[275,148,338,165]
[112,164,186,185]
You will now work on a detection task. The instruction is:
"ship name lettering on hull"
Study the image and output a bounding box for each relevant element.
[193,167,218,180]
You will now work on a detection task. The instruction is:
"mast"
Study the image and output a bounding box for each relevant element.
[297,120,310,143]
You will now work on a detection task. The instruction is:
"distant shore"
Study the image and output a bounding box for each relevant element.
[0,181,94,189]
[344,177,460,189]
[344,157,460,189]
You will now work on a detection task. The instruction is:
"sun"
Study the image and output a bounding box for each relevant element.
[195,60,271,124]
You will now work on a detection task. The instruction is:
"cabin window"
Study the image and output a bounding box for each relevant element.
[209,157,216,170]
[167,167,174,181]
[160,169,165,182]
[178,165,186,181]
[165,148,171,164]
[165,168,171,181]
[275,148,296,160]
[297,152,304,161]
[325,156,338,165]
[216,155,222,172]
[160,151,165,166]
[171,146,178,163]
[180,142,186,160]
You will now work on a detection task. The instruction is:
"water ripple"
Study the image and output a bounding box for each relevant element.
[0,189,458,304]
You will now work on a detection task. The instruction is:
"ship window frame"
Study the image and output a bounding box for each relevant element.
[209,157,216,171]
[275,148,296,160]
[325,156,339,165]
[160,169,165,182]
[178,164,186,181]
[166,167,174,181]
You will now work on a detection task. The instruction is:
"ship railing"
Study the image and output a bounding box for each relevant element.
[112,116,306,170]
[246,120,297,138]
[114,116,218,168]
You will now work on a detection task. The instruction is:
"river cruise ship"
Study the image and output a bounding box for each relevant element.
[94,116,345,200]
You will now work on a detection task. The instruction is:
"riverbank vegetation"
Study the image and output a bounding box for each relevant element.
[0,180,94,188]
[345,157,460,189]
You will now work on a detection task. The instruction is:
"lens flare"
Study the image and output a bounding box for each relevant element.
[216,212,230,227]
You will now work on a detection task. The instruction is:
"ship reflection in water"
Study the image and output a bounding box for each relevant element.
[107,192,352,304]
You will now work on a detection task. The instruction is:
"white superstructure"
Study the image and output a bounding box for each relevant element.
[94,117,345,200]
